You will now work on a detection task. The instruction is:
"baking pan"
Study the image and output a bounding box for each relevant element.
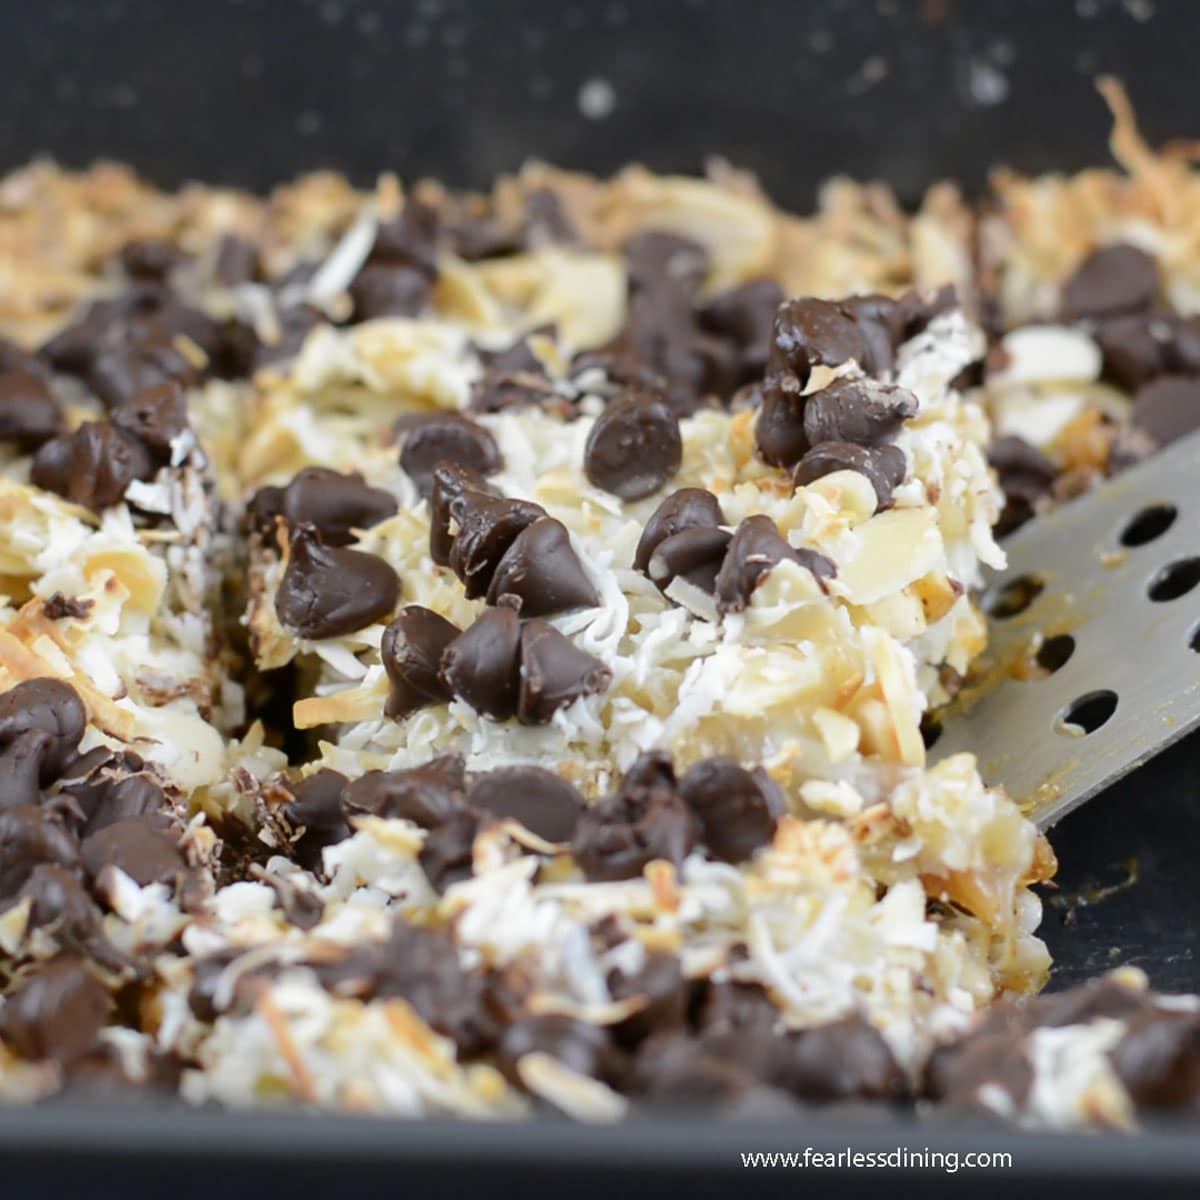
[1,0,1198,1191]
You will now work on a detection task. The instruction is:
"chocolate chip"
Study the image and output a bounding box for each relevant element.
[767,298,865,387]
[0,369,64,448]
[777,1015,906,1103]
[0,957,109,1063]
[81,817,184,887]
[254,305,323,368]
[0,805,80,898]
[275,526,400,639]
[396,412,502,498]
[340,756,466,828]
[381,606,461,718]
[349,264,432,321]
[439,606,523,721]
[0,678,87,782]
[678,758,784,864]
[429,461,502,566]
[1132,375,1200,446]
[447,493,546,600]
[572,753,698,882]
[714,515,835,615]
[1062,244,1160,322]
[281,769,350,870]
[118,239,183,282]
[648,526,733,595]
[700,279,785,377]
[583,391,682,500]
[755,383,809,468]
[608,952,688,1048]
[275,467,397,546]
[794,440,908,509]
[486,517,599,615]
[1110,1010,1200,1111]
[516,619,611,725]
[31,422,155,511]
[88,337,197,410]
[0,731,53,810]
[214,234,262,286]
[466,766,583,842]
[801,378,918,447]
[16,864,101,940]
[1096,316,1171,391]
[987,435,1060,537]
[110,379,189,460]
[495,1014,614,1085]
[634,488,726,575]
[418,808,480,893]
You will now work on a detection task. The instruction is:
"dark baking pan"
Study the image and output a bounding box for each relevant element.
[1,0,1198,1192]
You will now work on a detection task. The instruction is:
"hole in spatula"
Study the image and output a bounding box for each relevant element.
[1055,690,1118,737]
[986,573,1044,619]
[1121,504,1177,547]
[1035,634,1075,674]
[1148,558,1200,602]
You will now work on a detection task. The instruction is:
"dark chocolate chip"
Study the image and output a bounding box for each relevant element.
[583,391,682,500]
[110,379,189,460]
[714,515,835,615]
[429,461,502,566]
[777,1015,906,1103]
[117,239,183,282]
[608,952,688,1049]
[1110,1010,1200,1111]
[678,757,784,864]
[88,337,196,410]
[418,808,480,893]
[214,234,262,286]
[340,756,466,829]
[447,493,546,600]
[281,769,351,870]
[486,517,599,615]
[81,817,184,887]
[0,369,64,449]
[755,383,810,468]
[0,804,80,898]
[16,863,101,940]
[439,605,523,721]
[1132,375,1200,446]
[0,957,109,1063]
[634,488,726,575]
[572,754,698,882]
[396,411,502,498]
[767,298,865,387]
[275,526,400,639]
[700,279,785,377]
[801,378,918,447]
[381,606,461,718]
[794,440,908,509]
[648,526,733,594]
[1062,243,1160,322]
[1096,316,1171,391]
[277,467,397,546]
[0,678,87,782]
[466,765,583,842]
[30,422,155,511]
[0,731,53,810]
[495,1014,614,1085]
[516,619,611,725]
[350,264,432,321]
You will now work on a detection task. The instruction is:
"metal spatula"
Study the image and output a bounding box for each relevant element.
[929,426,1200,829]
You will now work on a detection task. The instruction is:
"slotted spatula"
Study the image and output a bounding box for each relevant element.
[929,425,1200,829]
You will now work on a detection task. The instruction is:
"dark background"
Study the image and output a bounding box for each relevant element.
[0,0,1196,207]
